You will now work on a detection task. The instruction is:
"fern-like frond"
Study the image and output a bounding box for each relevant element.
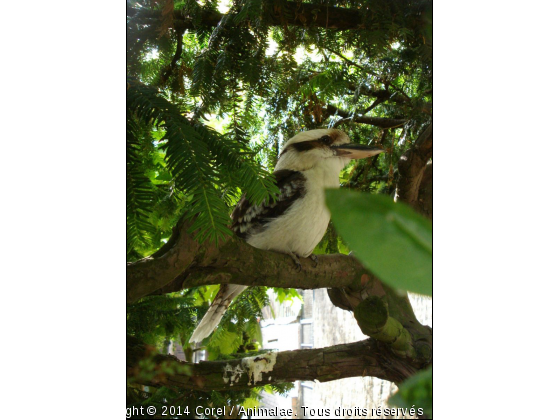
[194,124,279,205]
[127,114,158,256]
[127,294,198,345]
[127,79,278,243]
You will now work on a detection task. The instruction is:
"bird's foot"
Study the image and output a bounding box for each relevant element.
[309,254,319,268]
[288,252,302,272]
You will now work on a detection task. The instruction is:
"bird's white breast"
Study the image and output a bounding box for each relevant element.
[246,158,344,257]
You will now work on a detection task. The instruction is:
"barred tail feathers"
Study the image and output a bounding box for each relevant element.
[189,284,247,343]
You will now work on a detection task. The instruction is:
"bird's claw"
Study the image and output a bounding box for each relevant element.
[309,254,319,267]
[288,252,302,272]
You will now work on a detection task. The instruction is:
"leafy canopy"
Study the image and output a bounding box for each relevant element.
[127,0,432,261]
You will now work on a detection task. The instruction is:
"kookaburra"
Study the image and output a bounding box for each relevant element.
[189,128,384,343]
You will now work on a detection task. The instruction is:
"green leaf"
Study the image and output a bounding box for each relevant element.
[325,189,432,296]
[154,171,172,181]
[388,367,432,418]
[273,288,302,304]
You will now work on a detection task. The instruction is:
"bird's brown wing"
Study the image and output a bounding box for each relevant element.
[231,169,306,240]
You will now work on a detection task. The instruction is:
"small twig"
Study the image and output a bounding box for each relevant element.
[386,81,412,103]
[361,97,386,115]
[333,117,352,128]
[324,46,378,77]
[325,105,406,128]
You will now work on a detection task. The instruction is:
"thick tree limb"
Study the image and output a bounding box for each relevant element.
[327,274,432,367]
[324,104,407,128]
[127,217,371,305]
[127,217,432,368]
[354,296,416,358]
[127,336,418,391]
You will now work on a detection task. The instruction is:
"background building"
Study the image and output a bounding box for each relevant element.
[256,289,432,419]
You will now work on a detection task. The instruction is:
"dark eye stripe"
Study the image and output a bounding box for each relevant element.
[279,135,334,157]
[291,140,320,152]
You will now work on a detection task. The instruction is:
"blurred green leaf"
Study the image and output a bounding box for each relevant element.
[273,287,302,304]
[154,170,172,181]
[326,189,432,295]
[389,367,432,418]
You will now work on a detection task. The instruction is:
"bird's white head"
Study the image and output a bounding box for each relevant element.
[275,128,384,173]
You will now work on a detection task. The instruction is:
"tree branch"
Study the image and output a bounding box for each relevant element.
[325,105,407,128]
[127,336,418,391]
[128,0,430,32]
[395,123,433,218]
[160,23,188,84]
[129,2,363,31]
[327,275,432,367]
[354,297,415,358]
[323,47,378,75]
[127,217,372,305]
[127,216,432,368]
[361,97,387,115]
[345,84,414,110]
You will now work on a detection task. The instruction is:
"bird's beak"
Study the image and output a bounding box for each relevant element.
[332,143,385,159]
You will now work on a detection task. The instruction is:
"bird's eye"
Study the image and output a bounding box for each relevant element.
[319,135,332,145]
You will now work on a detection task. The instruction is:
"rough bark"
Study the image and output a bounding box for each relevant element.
[127,217,372,305]
[127,221,432,371]
[127,336,417,391]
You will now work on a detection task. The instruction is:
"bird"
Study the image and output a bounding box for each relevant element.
[189,128,384,343]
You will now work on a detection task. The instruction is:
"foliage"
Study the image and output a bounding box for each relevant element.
[204,286,269,359]
[126,293,198,346]
[127,0,432,414]
[389,366,433,418]
[127,383,263,419]
[126,287,273,417]
[126,0,432,258]
[127,79,278,250]
[326,189,432,295]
